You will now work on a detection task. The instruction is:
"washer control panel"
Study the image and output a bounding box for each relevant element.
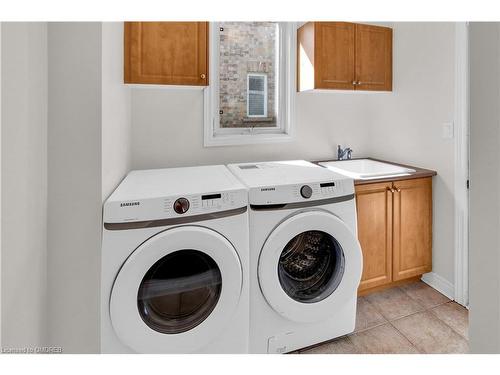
[105,188,247,223]
[164,192,240,216]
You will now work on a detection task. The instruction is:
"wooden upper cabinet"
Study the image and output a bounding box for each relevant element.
[297,22,392,92]
[314,22,355,90]
[392,178,432,281]
[355,24,392,91]
[355,182,393,292]
[124,22,209,86]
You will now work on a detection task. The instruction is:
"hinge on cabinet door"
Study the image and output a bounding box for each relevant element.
[466,179,470,189]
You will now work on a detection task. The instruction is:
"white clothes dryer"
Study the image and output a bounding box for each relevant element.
[227,160,362,353]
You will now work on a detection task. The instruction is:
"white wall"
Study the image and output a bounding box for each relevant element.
[102,23,131,202]
[47,23,103,353]
[47,22,131,354]
[131,89,372,168]
[130,23,457,290]
[1,23,48,348]
[468,22,500,354]
[366,22,456,289]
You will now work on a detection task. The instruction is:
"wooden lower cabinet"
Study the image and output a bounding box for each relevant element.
[392,178,433,280]
[355,182,393,292]
[355,177,432,295]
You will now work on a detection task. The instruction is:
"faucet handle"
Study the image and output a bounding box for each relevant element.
[337,145,343,160]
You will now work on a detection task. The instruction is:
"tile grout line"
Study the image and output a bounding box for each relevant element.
[387,301,450,325]
[397,284,451,311]
[364,295,426,323]
[427,304,469,342]
[386,318,424,354]
[361,296,395,322]
[344,335,361,354]
[351,321,422,354]
[352,320,387,335]
[367,283,451,323]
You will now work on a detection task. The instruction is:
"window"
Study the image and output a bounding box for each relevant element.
[204,22,295,147]
[247,73,267,117]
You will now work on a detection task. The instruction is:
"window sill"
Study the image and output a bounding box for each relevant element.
[242,117,276,124]
[203,132,294,147]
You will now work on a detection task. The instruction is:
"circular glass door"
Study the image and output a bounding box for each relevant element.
[110,226,242,353]
[278,230,345,303]
[138,250,222,334]
[258,210,362,323]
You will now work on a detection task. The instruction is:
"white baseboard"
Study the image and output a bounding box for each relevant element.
[421,272,455,301]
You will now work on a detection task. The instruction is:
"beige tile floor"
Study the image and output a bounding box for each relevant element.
[298,281,469,354]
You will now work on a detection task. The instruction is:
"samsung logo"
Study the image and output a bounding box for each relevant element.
[120,202,140,207]
[261,187,276,192]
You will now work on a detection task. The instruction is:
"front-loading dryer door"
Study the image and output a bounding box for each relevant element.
[110,226,242,353]
[258,210,362,323]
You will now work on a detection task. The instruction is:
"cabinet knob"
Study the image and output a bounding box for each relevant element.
[200,73,206,79]
[395,187,401,193]
[357,81,362,85]
[387,187,395,193]
[352,81,357,85]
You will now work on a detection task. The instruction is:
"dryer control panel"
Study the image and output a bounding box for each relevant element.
[227,160,355,206]
[248,178,354,206]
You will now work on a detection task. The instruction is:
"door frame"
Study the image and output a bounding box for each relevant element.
[453,22,470,307]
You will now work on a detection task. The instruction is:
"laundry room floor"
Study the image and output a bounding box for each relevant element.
[296,281,469,354]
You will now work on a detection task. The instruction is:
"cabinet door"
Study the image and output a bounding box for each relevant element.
[125,22,208,86]
[314,22,355,90]
[355,24,392,91]
[393,178,432,280]
[355,182,393,292]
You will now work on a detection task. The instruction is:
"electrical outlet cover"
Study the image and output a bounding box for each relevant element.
[442,122,454,139]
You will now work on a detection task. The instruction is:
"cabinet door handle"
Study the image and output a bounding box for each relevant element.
[200,73,206,79]
[352,80,357,85]
[395,187,401,193]
[387,187,395,193]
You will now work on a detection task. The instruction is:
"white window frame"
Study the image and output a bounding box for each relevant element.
[203,22,296,147]
[246,73,268,118]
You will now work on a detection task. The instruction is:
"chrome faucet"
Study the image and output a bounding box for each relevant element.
[337,145,353,160]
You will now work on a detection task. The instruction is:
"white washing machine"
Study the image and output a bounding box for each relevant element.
[101,165,249,353]
[227,160,363,354]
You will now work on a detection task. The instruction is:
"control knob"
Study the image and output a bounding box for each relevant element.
[300,185,313,199]
[173,198,190,214]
